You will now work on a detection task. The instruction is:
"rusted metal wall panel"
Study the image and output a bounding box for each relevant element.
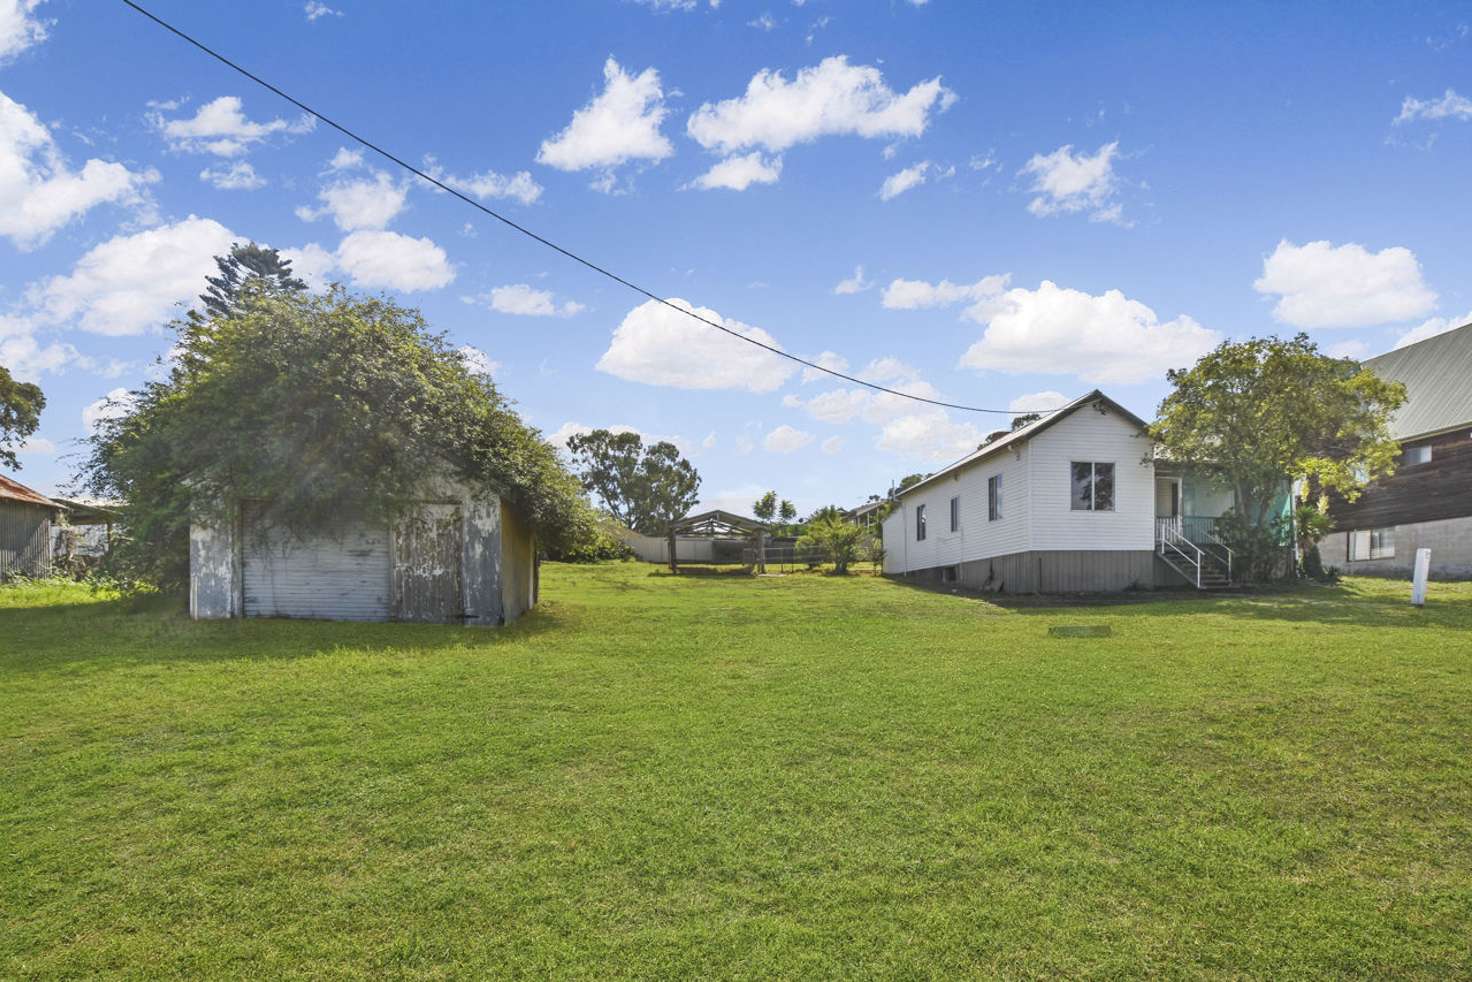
[460,492,503,626]
[0,499,52,580]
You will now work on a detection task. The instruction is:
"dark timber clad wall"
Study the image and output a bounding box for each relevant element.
[0,499,52,580]
[1329,430,1472,531]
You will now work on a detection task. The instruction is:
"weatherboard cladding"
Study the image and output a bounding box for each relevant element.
[1363,321,1472,440]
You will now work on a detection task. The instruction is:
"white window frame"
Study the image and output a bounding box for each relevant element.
[988,474,1002,521]
[1404,445,1432,466]
[949,495,960,533]
[1070,461,1116,512]
[916,503,927,541]
[1348,528,1395,561]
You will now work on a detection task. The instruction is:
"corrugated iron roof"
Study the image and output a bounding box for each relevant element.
[0,473,61,508]
[1364,321,1472,439]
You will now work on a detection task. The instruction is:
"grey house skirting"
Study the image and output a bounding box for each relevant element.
[891,549,1175,593]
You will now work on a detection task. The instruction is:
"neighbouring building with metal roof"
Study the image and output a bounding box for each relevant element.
[1321,320,1472,579]
[0,473,63,581]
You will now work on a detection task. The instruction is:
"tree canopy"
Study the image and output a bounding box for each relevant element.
[84,283,588,588]
[199,242,307,321]
[0,366,44,471]
[1150,334,1406,530]
[564,429,701,535]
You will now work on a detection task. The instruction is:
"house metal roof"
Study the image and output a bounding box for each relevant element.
[0,473,61,508]
[1363,321,1472,440]
[892,390,1150,501]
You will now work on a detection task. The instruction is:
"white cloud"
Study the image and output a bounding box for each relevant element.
[801,349,849,381]
[748,12,777,30]
[0,332,80,381]
[472,283,584,318]
[686,55,955,155]
[29,216,236,336]
[279,242,336,291]
[537,57,673,184]
[876,410,983,462]
[832,266,871,295]
[1324,339,1371,360]
[763,423,813,453]
[786,357,944,428]
[734,435,755,455]
[1020,141,1124,223]
[1008,390,1070,414]
[457,344,500,377]
[326,146,363,171]
[596,298,795,392]
[702,431,717,449]
[199,161,265,190]
[684,151,783,191]
[298,169,407,230]
[82,387,138,430]
[1253,239,1437,329]
[1395,88,1472,124]
[881,273,1010,322]
[1395,310,1472,349]
[435,167,542,206]
[879,161,930,200]
[333,230,454,291]
[153,95,313,156]
[548,420,694,458]
[0,0,49,62]
[17,434,55,455]
[960,280,1220,385]
[820,435,843,455]
[304,1,341,21]
[0,91,159,249]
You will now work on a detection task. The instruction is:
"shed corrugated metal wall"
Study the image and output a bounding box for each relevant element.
[0,499,53,580]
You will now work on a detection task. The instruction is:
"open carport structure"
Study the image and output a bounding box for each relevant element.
[665,509,768,573]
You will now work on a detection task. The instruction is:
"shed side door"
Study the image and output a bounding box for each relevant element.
[241,503,392,621]
[392,503,464,623]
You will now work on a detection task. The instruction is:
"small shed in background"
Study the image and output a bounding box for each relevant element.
[190,478,537,625]
[50,496,123,562]
[0,473,62,581]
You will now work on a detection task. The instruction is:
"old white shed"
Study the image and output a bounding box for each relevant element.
[189,480,537,625]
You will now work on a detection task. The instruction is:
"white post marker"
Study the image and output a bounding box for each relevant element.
[1412,548,1431,607]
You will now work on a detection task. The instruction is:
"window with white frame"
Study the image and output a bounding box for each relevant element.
[1349,528,1395,561]
[916,504,927,541]
[1404,445,1432,466]
[949,495,960,533]
[988,474,1002,521]
[1070,462,1115,511]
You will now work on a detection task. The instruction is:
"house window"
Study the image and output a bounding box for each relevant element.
[1349,528,1395,561]
[988,474,1002,521]
[1404,445,1432,466]
[1071,462,1116,511]
[916,504,927,541]
[949,495,960,533]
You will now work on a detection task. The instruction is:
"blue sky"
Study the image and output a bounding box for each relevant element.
[3,0,1470,515]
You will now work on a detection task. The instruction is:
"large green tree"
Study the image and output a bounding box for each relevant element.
[1150,335,1406,576]
[84,283,588,588]
[565,430,701,535]
[0,366,45,471]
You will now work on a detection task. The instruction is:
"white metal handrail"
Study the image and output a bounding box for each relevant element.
[1157,522,1204,589]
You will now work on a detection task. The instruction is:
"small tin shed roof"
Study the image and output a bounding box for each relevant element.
[0,473,60,508]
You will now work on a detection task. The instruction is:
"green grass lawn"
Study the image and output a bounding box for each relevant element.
[4,564,1472,978]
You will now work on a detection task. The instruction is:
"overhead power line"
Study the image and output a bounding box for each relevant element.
[119,0,1058,417]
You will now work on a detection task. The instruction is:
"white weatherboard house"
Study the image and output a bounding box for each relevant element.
[881,390,1239,592]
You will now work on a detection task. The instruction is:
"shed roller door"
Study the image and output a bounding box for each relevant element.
[242,506,392,621]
